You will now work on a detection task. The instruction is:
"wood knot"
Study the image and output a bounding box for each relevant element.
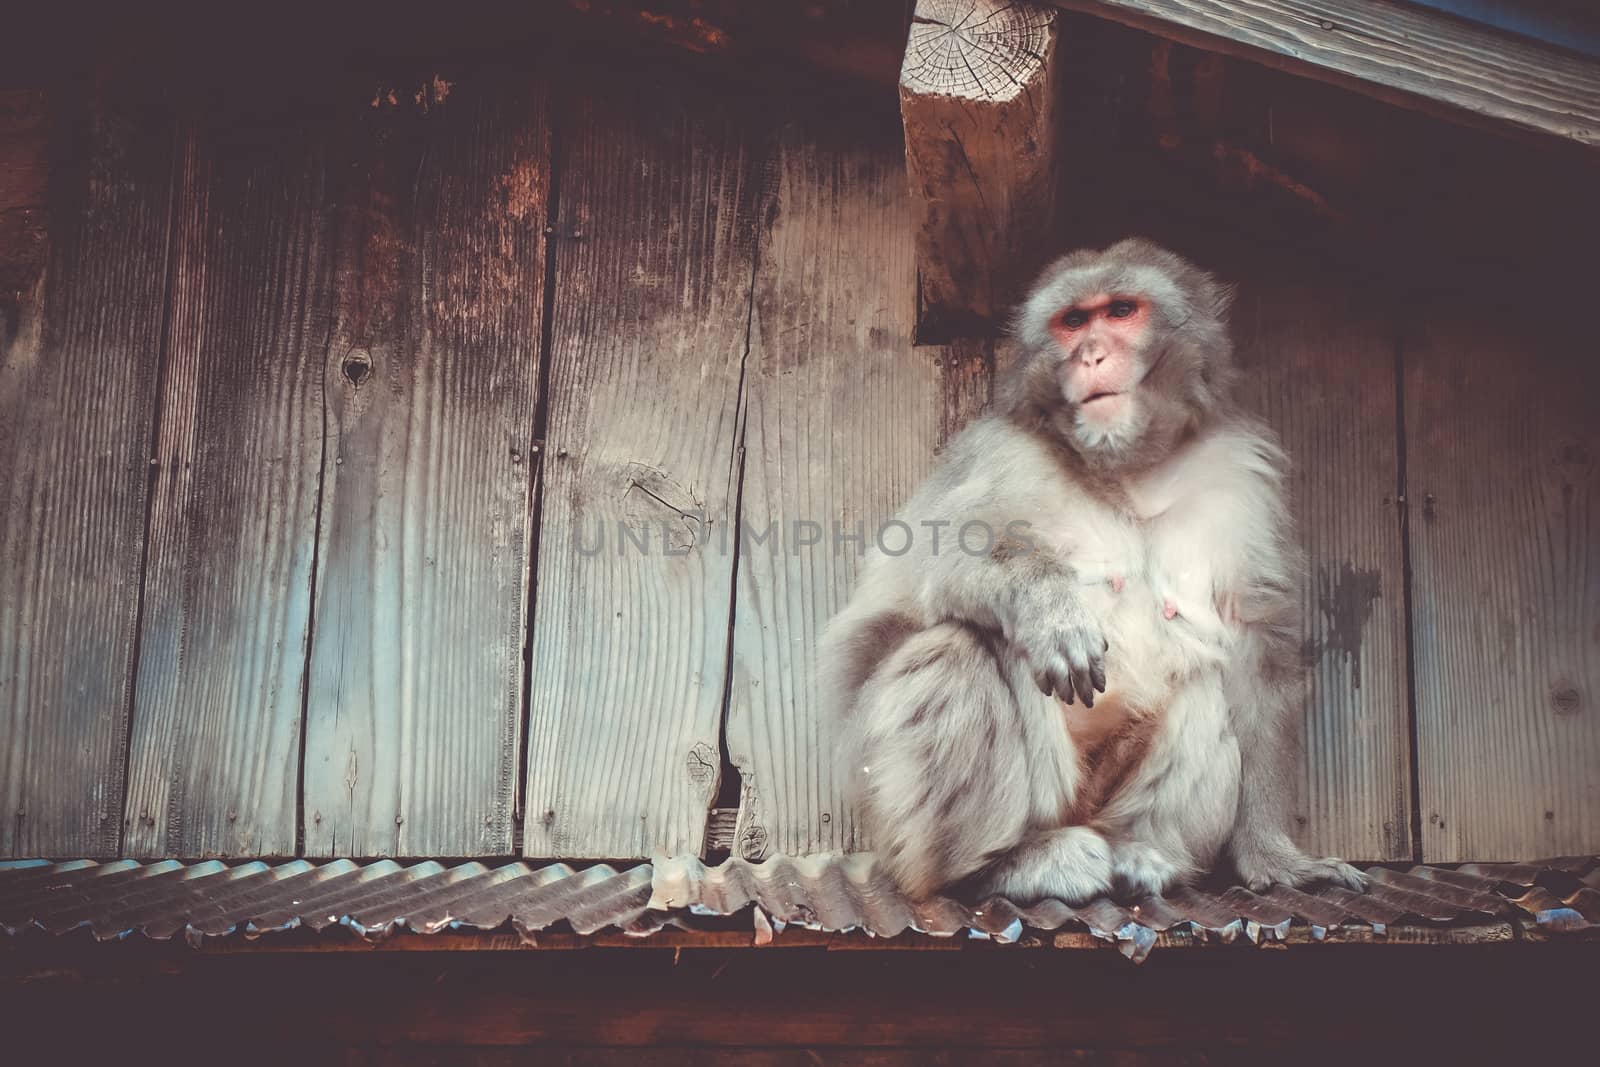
[685,742,718,788]
[1550,684,1583,716]
[739,824,769,861]
[342,349,373,386]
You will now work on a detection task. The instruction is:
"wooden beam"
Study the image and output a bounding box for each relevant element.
[899,0,1062,341]
[1046,0,1600,147]
[5,944,1591,1055]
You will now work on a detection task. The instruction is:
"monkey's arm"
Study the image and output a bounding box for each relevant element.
[909,530,1107,707]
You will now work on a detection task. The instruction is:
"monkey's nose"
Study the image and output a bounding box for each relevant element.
[1079,342,1106,367]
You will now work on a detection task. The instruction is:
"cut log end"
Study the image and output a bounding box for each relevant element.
[900,1,1062,338]
[901,0,1055,102]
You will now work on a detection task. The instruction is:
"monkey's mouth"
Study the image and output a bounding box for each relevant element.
[1080,391,1123,406]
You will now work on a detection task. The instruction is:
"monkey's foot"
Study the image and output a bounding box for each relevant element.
[973,826,1114,905]
[1237,850,1368,893]
[1111,842,1185,897]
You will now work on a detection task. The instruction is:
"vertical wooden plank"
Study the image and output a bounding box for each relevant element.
[123,111,330,857]
[303,73,547,857]
[1231,258,1412,861]
[0,86,174,857]
[523,82,756,859]
[1407,307,1598,861]
[728,113,966,860]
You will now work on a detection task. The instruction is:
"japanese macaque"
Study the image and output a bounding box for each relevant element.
[821,239,1366,903]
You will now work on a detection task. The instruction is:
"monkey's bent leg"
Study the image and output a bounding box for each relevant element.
[1095,677,1241,897]
[847,622,1072,899]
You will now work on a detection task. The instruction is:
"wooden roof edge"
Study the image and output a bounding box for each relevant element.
[1045,0,1600,148]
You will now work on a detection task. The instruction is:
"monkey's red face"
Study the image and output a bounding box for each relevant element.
[1015,239,1233,461]
[1049,294,1150,430]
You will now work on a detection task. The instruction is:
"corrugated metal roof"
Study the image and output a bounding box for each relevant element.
[0,858,661,946]
[2,853,1594,961]
[652,853,1599,960]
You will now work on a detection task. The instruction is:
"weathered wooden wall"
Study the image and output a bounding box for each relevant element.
[1,35,1594,864]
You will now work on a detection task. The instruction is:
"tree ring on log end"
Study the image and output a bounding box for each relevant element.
[901,0,1052,102]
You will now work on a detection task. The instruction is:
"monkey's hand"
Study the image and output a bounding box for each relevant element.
[1011,586,1107,708]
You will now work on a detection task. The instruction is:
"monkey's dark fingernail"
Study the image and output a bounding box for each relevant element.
[1102,637,1109,652]
[1092,664,1106,691]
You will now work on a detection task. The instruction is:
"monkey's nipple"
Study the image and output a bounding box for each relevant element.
[1162,598,1179,620]
[1109,575,1125,594]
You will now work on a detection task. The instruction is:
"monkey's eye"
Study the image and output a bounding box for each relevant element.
[1061,309,1089,330]
[1108,300,1137,319]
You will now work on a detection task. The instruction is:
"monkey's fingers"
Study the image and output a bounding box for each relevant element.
[1058,665,1079,705]
[1074,671,1096,709]
[1036,655,1075,703]
[1034,663,1069,702]
[1090,660,1107,694]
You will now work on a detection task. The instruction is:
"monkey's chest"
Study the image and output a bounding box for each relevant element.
[1064,521,1234,710]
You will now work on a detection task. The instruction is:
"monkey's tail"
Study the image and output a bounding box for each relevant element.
[845,622,1035,898]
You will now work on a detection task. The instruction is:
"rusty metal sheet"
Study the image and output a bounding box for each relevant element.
[0,859,654,944]
[3,854,1594,956]
[650,854,1599,957]
[1120,893,1188,932]
[1162,885,1244,940]
[1259,883,1355,933]
[1507,882,1600,936]
[1370,867,1503,914]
